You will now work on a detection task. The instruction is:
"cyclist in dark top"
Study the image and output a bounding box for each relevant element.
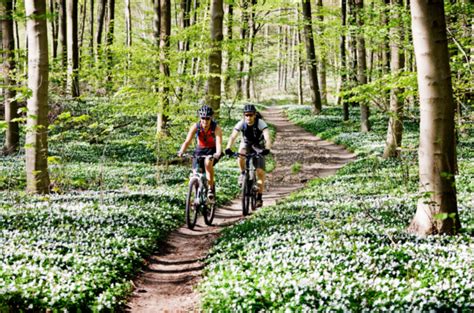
[225,104,271,207]
[178,105,223,201]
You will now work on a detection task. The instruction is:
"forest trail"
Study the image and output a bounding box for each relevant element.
[126,106,356,312]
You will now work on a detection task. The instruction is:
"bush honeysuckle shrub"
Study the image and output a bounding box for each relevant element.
[199,105,474,311]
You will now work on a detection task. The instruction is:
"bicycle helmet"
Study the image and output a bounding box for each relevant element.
[243,104,257,113]
[198,105,213,118]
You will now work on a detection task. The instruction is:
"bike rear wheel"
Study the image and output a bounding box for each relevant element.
[241,175,250,216]
[186,177,200,229]
[203,201,216,225]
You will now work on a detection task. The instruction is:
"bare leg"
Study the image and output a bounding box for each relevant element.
[256,168,265,194]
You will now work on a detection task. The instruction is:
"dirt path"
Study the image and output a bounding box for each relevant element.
[126,106,355,312]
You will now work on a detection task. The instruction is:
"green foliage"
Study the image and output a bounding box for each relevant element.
[199,105,473,311]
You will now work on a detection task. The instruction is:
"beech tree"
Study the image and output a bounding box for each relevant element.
[66,0,80,97]
[207,0,224,115]
[157,0,171,133]
[25,0,51,194]
[408,0,460,235]
[2,0,19,155]
[355,0,369,132]
[301,0,322,113]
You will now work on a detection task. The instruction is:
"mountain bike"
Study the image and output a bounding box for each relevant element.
[184,154,216,229]
[230,148,263,216]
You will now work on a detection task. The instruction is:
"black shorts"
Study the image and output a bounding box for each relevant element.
[193,148,218,170]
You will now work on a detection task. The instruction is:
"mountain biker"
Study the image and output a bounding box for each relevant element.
[225,104,271,208]
[178,105,223,201]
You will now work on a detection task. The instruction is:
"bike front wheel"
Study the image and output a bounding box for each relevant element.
[203,201,216,226]
[186,177,200,229]
[241,176,250,216]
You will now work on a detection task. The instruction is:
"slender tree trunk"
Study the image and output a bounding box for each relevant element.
[277,24,282,89]
[296,8,303,105]
[2,0,19,155]
[355,0,369,131]
[348,0,357,106]
[157,0,170,134]
[105,0,115,85]
[236,0,248,99]
[59,0,67,72]
[341,0,349,120]
[207,0,224,115]
[301,0,322,113]
[25,0,50,194]
[125,0,131,47]
[224,2,233,98]
[245,0,256,99]
[67,0,80,97]
[89,0,94,56]
[95,0,106,59]
[49,0,58,58]
[408,0,460,236]
[79,1,87,51]
[316,0,327,106]
[383,0,405,158]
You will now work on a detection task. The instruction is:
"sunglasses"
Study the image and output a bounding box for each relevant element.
[201,117,211,120]
[244,114,255,117]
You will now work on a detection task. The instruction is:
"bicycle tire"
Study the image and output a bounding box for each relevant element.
[241,175,250,216]
[251,185,257,211]
[203,201,216,225]
[186,177,200,229]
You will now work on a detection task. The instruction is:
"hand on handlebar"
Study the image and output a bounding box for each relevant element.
[225,148,233,156]
[261,149,270,156]
[213,152,221,160]
[177,151,184,158]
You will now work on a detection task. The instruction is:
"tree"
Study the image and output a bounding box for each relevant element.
[207,0,224,116]
[340,0,349,121]
[2,0,20,155]
[355,0,370,132]
[236,0,249,99]
[95,0,106,59]
[383,0,405,158]
[157,0,171,134]
[408,0,460,235]
[301,0,322,113]
[66,0,80,97]
[59,0,67,73]
[316,0,327,106]
[25,0,51,194]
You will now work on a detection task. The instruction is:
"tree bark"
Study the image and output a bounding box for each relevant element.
[2,0,20,155]
[224,2,233,98]
[105,0,115,85]
[25,0,50,194]
[316,0,327,106]
[95,0,106,58]
[301,0,322,113]
[383,0,405,158]
[355,0,370,131]
[157,0,171,134]
[207,0,224,116]
[236,0,248,99]
[245,0,256,99]
[89,0,94,56]
[408,0,460,236]
[59,0,67,71]
[49,0,58,58]
[341,0,349,121]
[67,0,80,97]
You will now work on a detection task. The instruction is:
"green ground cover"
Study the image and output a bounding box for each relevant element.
[199,105,474,311]
[0,100,253,310]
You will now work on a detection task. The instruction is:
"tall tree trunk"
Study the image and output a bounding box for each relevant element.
[277,24,282,90]
[67,0,80,97]
[207,0,224,116]
[341,0,349,120]
[2,0,20,155]
[95,0,106,59]
[224,2,233,98]
[296,8,303,105]
[49,0,58,58]
[105,0,115,85]
[316,0,327,106]
[59,0,67,73]
[79,1,86,51]
[348,0,357,106]
[157,0,170,134]
[245,0,256,99]
[301,0,322,113]
[236,0,248,99]
[383,0,405,158]
[355,0,369,131]
[25,0,50,194]
[89,0,94,56]
[125,0,131,47]
[408,0,460,236]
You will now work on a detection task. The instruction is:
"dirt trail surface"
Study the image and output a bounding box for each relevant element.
[126,106,356,312]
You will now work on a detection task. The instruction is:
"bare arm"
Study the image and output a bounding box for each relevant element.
[178,124,197,155]
[226,129,240,150]
[263,128,272,150]
[215,126,223,155]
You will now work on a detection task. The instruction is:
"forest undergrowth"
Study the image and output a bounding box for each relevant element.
[199,104,474,311]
